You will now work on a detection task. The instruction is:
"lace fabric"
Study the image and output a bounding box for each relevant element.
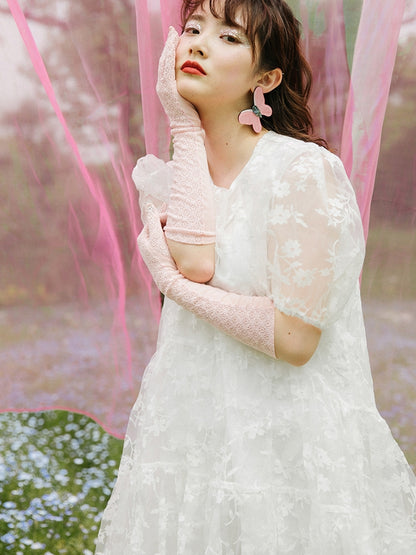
[266,143,365,328]
[96,132,416,554]
[157,28,216,245]
[136,202,276,358]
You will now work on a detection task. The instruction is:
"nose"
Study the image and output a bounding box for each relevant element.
[188,34,207,58]
[189,45,205,57]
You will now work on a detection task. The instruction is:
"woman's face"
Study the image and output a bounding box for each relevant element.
[175,1,261,115]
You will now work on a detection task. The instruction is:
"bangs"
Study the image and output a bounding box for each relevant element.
[180,1,322,146]
[181,0,272,60]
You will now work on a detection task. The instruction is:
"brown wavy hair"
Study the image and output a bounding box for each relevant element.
[181,0,327,148]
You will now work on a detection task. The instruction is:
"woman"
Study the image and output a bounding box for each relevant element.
[96,0,416,552]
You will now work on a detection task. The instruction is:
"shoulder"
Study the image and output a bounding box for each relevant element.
[261,133,354,198]
[264,134,363,232]
[261,131,345,172]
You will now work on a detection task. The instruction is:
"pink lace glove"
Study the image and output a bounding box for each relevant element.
[156,27,215,245]
[138,205,276,358]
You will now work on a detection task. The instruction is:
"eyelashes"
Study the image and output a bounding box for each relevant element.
[183,21,201,34]
[183,20,250,48]
[220,28,250,47]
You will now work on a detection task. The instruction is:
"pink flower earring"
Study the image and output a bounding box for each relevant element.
[238,87,272,133]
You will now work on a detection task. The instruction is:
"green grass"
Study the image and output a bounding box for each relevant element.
[0,411,123,554]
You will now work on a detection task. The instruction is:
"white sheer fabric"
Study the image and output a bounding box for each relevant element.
[96,132,416,554]
[267,144,364,329]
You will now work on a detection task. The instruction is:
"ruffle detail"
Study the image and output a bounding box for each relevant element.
[132,154,171,220]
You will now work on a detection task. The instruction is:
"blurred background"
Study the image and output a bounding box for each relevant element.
[0,0,415,552]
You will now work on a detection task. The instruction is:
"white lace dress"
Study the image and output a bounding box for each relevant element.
[96,132,416,554]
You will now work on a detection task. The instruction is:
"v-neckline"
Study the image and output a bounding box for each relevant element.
[212,131,272,193]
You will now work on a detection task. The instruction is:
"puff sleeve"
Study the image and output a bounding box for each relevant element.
[132,155,171,223]
[266,147,365,329]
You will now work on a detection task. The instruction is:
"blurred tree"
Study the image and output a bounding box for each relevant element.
[373,34,416,224]
[0,0,143,156]
[0,0,145,304]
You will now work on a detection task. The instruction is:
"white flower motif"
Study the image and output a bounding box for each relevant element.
[317,474,331,492]
[273,180,291,198]
[293,268,314,287]
[216,488,225,504]
[281,239,302,259]
[331,196,344,209]
[295,180,307,193]
[293,210,307,227]
[270,205,291,225]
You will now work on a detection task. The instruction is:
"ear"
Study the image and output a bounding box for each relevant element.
[255,68,283,93]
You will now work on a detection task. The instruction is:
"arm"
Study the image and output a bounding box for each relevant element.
[266,149,365,331]
[139,147,364,365]
[157,28,215,282]
[274,310,321,366]
[166,241,215,284]
[138,205,321,365]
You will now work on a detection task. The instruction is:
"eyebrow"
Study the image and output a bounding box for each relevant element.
[187,12,246,33]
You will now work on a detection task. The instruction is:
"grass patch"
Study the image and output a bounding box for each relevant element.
[0,411,123,554]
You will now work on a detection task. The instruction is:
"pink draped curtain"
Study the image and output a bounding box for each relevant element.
[0,0,412,438]
[136,0,405,238]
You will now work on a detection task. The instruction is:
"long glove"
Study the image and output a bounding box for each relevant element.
[156,27,215,245]
[138,205,276,358]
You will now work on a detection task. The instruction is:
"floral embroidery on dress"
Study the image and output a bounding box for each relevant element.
[96,132,416,555]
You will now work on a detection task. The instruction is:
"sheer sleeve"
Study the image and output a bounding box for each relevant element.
[132,154,171,222]
[267,146,365,329]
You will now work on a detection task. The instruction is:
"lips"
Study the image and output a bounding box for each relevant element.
[181,60,206,76]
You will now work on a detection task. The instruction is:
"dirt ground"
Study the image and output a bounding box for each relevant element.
[362,297,416,469]
[0,296,415,469]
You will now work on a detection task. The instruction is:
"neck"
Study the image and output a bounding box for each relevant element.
[199,106,268,189]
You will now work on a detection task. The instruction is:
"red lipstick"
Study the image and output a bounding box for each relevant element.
[181,60,206,76]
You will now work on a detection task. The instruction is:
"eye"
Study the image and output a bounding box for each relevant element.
[184,21,201,35]
[186,26,199,35]
[221,33,240,43]
[220,29,250,47]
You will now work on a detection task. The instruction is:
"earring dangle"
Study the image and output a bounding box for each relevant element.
[238,87,272,133]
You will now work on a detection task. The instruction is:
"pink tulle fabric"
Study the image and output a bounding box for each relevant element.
[0,0,410,437]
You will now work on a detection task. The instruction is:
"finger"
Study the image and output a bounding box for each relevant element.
[160,202,168,227]
[144,205,165,243]
[142,202,154,220]
[166,26,180,52]
[168,26,179,42]
[143,202,158,226]
[160,211,167,228]
[137,233,146,258]
[158,27,179,80]
[146,209,172,260]
[137,223,149,249]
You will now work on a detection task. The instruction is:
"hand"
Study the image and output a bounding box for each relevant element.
[137,204,181,295]
[156,26,201,130]
[155,28,214,248]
